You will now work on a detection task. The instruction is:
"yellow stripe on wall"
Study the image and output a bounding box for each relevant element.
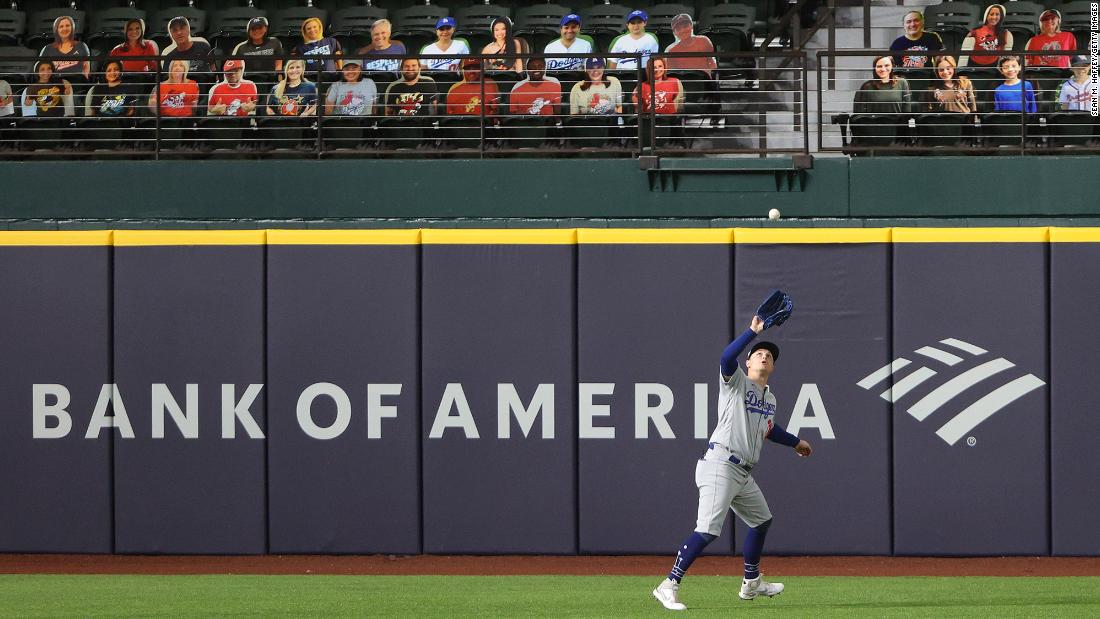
[113,230,268,246]
[0,231,113,246]
[736,228,891,244]
[1049,228,1100,242]
[268,229,422,245]
[577,228,733,244]
[0,228,1087,246]
[892,228,1050,243]
[421,229,576,244]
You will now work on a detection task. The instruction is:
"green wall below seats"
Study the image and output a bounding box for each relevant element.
[0,156,1097,222]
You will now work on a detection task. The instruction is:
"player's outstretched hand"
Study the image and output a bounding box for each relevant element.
[750,315,765,334]
[795,440,812,457]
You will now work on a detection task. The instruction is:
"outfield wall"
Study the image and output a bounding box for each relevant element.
[1,228,1097,557]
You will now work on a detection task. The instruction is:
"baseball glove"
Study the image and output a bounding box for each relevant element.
[755,290,793,330]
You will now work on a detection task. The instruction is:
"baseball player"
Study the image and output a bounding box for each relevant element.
[653,308,812,611]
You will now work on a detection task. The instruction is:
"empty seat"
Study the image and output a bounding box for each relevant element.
[564,114,614,149]
[922,1,980,52]
[438,115,481,150]
[642,3,690,41]
[209,7,268,50]
[981,112,1035,149]
[699,3,754,69]
[1060,1,1093,42]
[0,44,36,78]
[914,112,968,148]
[845,113,904,155]
[86,7,147,52]
[330,5,387,49]
[1000,1,1042,41]
[514,4,571,51]
[1046,112,1095,148]
[270,6,327,39]
[26,9,86,49]
[0,8,27,45]
[578,4,628,53]
[392,4,449,54]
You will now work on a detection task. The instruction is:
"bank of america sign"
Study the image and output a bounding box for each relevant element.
[858,338,1045,445]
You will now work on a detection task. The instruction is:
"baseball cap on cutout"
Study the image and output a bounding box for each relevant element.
[670,13,693,29]
[585,57,605,69]
[749,341,780,363]
[1071,54,1089,67]
[560,14,581,27]
[223,59,244,72]
[436,16,456,29]
[248,16,268,30]
[627,9,648,23]
[1039,9,1060,21]
[461,57,480,69]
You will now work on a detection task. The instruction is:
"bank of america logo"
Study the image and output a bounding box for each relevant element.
[857,338,1045,445]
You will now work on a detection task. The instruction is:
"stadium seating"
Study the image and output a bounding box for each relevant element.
[270,6,327,39]
[0,8,26,45]
[644,3,693,47]
[1059,1,1093,44]
[513,4,570,51]
[149,7,209,48]
[392,4,449,53]
[329,4,387,50]
[577,3,628,53]
[1000,1,1042,42]
[455,3,511,51]
[209,6,268,51]
[26,8,86,49]
[85,7,148,53]
[699,2,753,70]
[921,1,979,51]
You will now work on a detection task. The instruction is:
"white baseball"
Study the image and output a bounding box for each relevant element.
[768,209,781,220]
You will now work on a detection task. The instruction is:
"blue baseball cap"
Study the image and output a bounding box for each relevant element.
[585,57,605,69]
[626,9,648,22]
[435,16,456,29]
[560,13,581,27]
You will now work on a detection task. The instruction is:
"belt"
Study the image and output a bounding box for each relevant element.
[707,442,753,472]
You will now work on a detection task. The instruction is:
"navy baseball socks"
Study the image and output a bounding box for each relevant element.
[668,531,716,582]
[742,518,772,580]
[654,532,716,611]
[740,518,784,600]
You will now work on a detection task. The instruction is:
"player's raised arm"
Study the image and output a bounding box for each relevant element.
[720,323,758,378]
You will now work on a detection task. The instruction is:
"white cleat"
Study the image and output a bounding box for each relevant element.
[652,578,687,611]
[739,575,784,600]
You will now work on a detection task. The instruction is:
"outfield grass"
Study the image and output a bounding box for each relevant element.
[1,575,1098,618]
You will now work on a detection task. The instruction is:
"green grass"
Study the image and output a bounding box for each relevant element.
[1,575,1098,618]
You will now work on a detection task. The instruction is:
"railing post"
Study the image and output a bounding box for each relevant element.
[316,62,324,158]
[479,56,486,159]
[154,55,161,160]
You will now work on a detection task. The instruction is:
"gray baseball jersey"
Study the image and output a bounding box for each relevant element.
[709,368,777,467]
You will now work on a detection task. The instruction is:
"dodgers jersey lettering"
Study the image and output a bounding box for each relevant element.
[710,367,776,467]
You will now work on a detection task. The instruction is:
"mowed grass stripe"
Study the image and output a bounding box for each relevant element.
[1,575,1098,618]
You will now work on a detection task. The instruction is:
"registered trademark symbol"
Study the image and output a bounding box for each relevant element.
[966,436,977,447]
